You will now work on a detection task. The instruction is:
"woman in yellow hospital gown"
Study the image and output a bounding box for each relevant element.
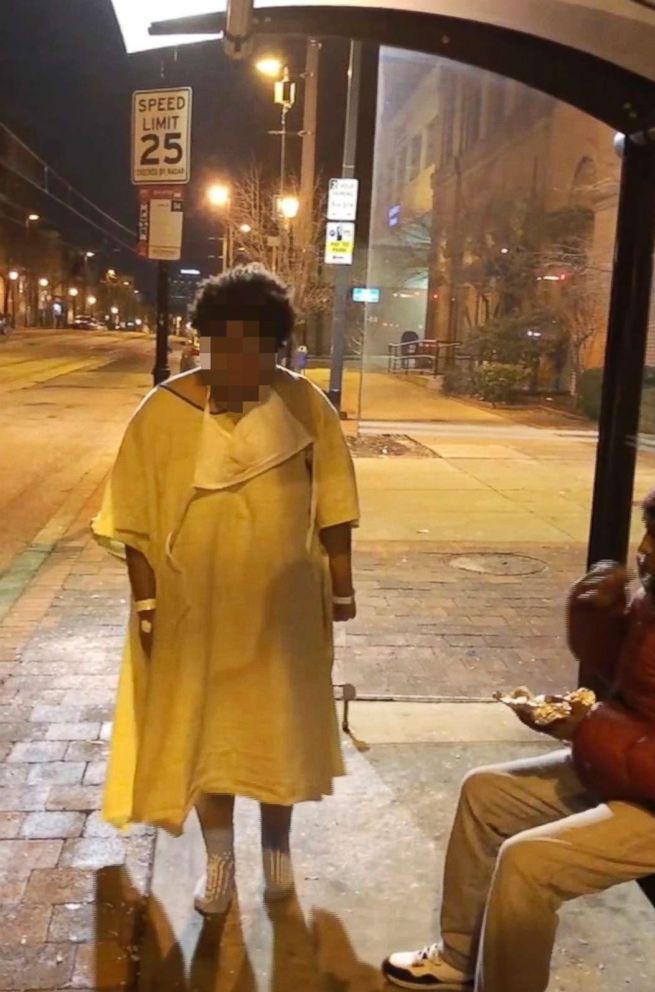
[93,266,359,915]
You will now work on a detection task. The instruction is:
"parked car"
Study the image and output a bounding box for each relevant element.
[72,314,102,330]
[180,332,199,372]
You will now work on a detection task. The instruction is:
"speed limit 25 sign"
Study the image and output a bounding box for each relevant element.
[131,87,192,185]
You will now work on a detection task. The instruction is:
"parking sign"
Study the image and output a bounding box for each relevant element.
[327,179,359,222]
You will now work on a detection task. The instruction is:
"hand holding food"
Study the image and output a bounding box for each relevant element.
[572,560,632,610]
[493,685,596,740]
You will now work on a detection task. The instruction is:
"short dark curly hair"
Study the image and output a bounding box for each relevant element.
[191,265,294,349]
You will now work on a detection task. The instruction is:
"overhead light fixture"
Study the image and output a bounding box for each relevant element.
[109,1,222,54]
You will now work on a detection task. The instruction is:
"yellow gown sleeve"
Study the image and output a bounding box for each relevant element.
[313,393,360,531]
[91,402,154,563]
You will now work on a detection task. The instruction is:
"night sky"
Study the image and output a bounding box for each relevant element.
[0,1,354,289]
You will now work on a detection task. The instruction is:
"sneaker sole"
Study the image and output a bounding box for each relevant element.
[383,978,469,991]
[382,961,472,991]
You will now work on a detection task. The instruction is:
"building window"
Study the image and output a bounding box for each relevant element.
[439,68,457,167]
[394,147,407,197]
[425,115,439,168]
[461,81,482,153]
[409,133,423,181]
[486,78,506,133]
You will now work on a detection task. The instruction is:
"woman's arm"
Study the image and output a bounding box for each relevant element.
[320,522,356,622]
[126,545,156,657]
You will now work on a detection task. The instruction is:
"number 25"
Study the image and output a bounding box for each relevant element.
[139,132,183,166]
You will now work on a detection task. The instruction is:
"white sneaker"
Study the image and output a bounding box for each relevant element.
[382,944,473,990]
[193,852,235,916]
[262,847,294,901]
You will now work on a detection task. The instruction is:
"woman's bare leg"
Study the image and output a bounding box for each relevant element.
[197,792,235,854]
[260,803,294,898]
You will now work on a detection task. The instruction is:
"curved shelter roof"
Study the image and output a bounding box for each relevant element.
[111,1,655,130]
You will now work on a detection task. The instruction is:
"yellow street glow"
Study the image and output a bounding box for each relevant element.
[279,196,300,220]
[207,183,230,207]
[256,57,284,79]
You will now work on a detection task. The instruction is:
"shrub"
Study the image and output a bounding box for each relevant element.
[640,387,655,436]
[472,363,528,405]
[442,366,474,395]
[578,368,603,420]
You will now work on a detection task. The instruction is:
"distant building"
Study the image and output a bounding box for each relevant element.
[169,270,204,322]
[367,49,630,379]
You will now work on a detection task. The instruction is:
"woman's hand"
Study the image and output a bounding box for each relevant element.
[333,599,356,623]
[138,610,156,659]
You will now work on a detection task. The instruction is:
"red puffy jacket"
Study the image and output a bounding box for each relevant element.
[570,588,655,805]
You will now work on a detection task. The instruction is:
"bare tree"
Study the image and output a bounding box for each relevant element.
[228,167,331,340]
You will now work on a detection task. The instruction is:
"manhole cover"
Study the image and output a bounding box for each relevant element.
[449,553,547,576]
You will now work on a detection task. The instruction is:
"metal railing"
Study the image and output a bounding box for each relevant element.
[387,338,473,376]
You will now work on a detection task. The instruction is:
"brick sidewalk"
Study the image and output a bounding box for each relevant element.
[339,542,585,698]
[0,489,153,992]
[0,504,585,989]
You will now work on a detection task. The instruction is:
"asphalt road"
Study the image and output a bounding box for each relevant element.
[0,329,162,574]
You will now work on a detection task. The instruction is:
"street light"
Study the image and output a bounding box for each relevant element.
[107,268,117,279]
[207,183,232,273]
[256,57,284,79]
[87,295,96,307]
[68,287,79,325]
[257,57,296,198]
[279,196,300,221]
[239,223,252,234]
[6,270,19,328]
[207,183,230,208]
[27,213,40,223]
[39,278,49,288]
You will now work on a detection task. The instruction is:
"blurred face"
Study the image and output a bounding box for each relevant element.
[637,511,655,594]
[198,319,278,412]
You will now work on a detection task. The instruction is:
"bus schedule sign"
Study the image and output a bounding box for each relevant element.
[132,87,192,185]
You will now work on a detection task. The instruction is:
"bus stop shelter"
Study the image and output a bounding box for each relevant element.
[108,2,655,965]
[112,0,655,576]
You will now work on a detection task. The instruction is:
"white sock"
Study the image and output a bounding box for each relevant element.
[262,847,294,891]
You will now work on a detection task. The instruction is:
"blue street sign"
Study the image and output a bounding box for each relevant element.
[352,287,381,304]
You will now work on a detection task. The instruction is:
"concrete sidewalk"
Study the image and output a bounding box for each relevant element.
[1,504,653,991]
[2,355,655,989]
[142,706,655,992]
[307,367,507,423]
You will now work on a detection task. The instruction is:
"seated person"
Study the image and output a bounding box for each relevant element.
[383,490,655,992]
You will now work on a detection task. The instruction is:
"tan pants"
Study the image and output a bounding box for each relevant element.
[440,750,655,992]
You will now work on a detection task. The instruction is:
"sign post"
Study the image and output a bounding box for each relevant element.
[326,44,362,413]
[132,87,192,386]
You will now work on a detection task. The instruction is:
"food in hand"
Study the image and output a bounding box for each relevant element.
[493,686,596,725]
[580,561,632,608]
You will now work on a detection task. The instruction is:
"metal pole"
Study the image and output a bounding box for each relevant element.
[153,260,171,386]
[327,40,363,413]
[299,38,320,248]
[280,107,288,197]
[587,133,655,568]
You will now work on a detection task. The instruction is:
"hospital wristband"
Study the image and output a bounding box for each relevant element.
[332,595,356,606]
[135,598,157,613]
